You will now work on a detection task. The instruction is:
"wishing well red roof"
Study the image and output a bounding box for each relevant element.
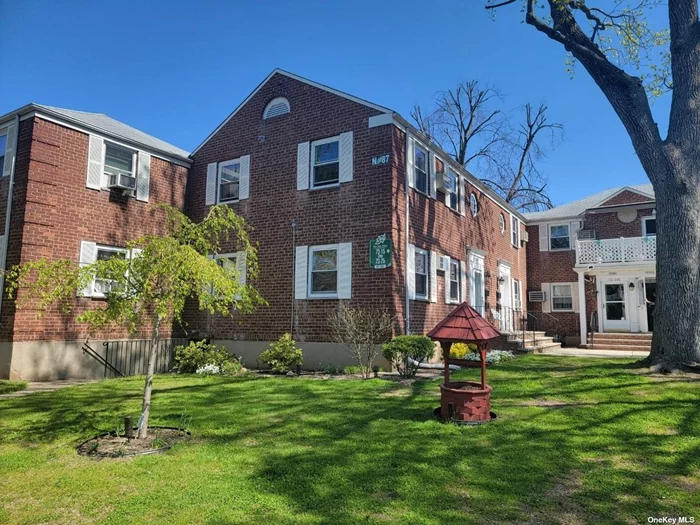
[426,302,501,343]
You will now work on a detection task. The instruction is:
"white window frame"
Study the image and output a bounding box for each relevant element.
[92,245,128,298]
[0,130,7,175]
[414,143,429,195]
[549,223,571,251]
[217,158,241,204]
[448,258,460,304]
[511,215,520,248]
[551,283,574,312]
[642,216,657,237]
[311,136,340,189]
[513,279,522,310]
[414,247,429,301]
[469,252,486,315]
[103,141,137,188]
[499,213,506,235]
[446,169,459,211]
[308,244,339,298]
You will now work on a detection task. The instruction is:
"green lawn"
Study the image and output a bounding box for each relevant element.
[0,356,698,525]
[0,380,27,395]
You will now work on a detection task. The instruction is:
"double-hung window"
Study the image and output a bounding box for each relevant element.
[0,132,7,172]
[93,246,127,297]
[642,216,657,237]
[312,137,340,188]
[104,143,137,189]
[511,215,520,247]
[552,284,573,311]
[549,224,570,250]
[447,170,459,211]
[309,246,338,296]
[218,160,241,203]
[414,145,428,194]
[415,249,428,300]
[449,259,460,303]
[513,279,522,310]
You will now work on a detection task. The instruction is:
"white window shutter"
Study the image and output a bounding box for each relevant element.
[407,244,416,300]
[136,152,151,202]
[429,151,437,199]
[337,242,352,299]
[444,256,451,304]
[541,283,551,313]
[297,142,310,191]
[430,251,438,303]
[459,179,466,216]
[86,135,104,190]
[460,260,467,303]
[2,124,16,178]
[539,224,549,252]
[78,241,97,297]
[239,155,251,200]
[294,246,308,299]
[235,250,247,285]
[339,132,353,183]
[205,162,217,205]
[406,137,415,188]
[0,235,5,269]
[570,220,581,249]
[572,281,580,313]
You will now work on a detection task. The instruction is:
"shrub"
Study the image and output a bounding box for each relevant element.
[382,335,435,378]
[458,350,515,365]
[448,342,478,359]
[173,341,244,375]
[259,333,303,373]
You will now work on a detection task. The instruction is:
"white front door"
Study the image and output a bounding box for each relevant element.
[601,278,630,332]
[469,252,485,315]
[499,264,513,331]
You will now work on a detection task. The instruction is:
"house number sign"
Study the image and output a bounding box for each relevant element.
[369,234,392,269]
[371,154,390,166]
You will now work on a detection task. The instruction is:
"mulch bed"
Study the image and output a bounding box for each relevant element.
[77,427,190,458]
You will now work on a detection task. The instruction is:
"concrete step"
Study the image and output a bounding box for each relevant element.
[588,340,652,348]
[587,344,651,352]
[520,342,563,354]
[590,333,652,341]
[510,336,559,347]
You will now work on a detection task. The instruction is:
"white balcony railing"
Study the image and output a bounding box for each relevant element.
[576,236,656,266]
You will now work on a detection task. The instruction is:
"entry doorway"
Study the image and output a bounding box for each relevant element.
[645,279,656,332]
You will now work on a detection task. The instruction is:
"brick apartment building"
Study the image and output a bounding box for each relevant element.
[0,70,528,379]
[524,185,656,349]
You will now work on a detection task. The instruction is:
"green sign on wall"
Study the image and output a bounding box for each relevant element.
[369,234,392,269]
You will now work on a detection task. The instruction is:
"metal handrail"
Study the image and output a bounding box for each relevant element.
[588,310,598,344]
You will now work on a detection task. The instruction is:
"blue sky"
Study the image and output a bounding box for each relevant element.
[0,0,666,206]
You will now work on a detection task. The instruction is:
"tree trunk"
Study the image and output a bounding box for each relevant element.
[137,317,161,439]
[646,172,700,371]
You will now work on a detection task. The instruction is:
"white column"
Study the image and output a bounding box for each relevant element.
[578,271,588,346]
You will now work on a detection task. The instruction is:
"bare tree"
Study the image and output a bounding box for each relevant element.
[483,0,697,371]
[482,104,562,211]
[328,304,395,378]
[412,80,561,211]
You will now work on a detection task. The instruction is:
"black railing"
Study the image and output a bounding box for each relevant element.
[588,310,598,344]
[87,338,188,378]
[477,305,530,351]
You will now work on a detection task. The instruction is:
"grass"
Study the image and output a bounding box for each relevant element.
[0,355,698,524]
[0,380,27,395]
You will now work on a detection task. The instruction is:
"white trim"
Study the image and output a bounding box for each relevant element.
[24,112,190,167]
[447,258,461,304]
[499,213,506,235]
[192,69,393,156]
[310,135,341,190]
[263,97,291,119]
[413,141,430,196]
[90,244,129,299]
[414,247,429,301]
[217,157,242,204]
[591,186,656,208]
[307,244,340,299]
[549,223,572,251]
[368,114,394,128]
[511,215,520,248]
[578,273,587,345]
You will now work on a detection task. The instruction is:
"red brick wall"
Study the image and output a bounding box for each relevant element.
[2,117,188,342]
[598,189,654,207]
[184,73,396,343]
[584,207,655,239]
[392,128,527,337]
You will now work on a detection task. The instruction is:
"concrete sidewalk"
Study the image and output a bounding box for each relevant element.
[0,379,94,399]
[543,348,650,358]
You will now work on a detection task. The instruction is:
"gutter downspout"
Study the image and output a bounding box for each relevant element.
[404,130,411,335]
[0,115,19,319]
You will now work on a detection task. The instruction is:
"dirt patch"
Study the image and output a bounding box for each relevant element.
[77,427,189,458]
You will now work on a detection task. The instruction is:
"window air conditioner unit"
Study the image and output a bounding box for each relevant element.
[438,255,450,272]
[521,231,529,243]
[528,290,546,302]
[107,172,137,192]
[434,172,448,193]
[577,229,596,240]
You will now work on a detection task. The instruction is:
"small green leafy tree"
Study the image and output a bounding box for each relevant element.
[382,335,435,378]
[259,333,303,373]
[4,205,265,439]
